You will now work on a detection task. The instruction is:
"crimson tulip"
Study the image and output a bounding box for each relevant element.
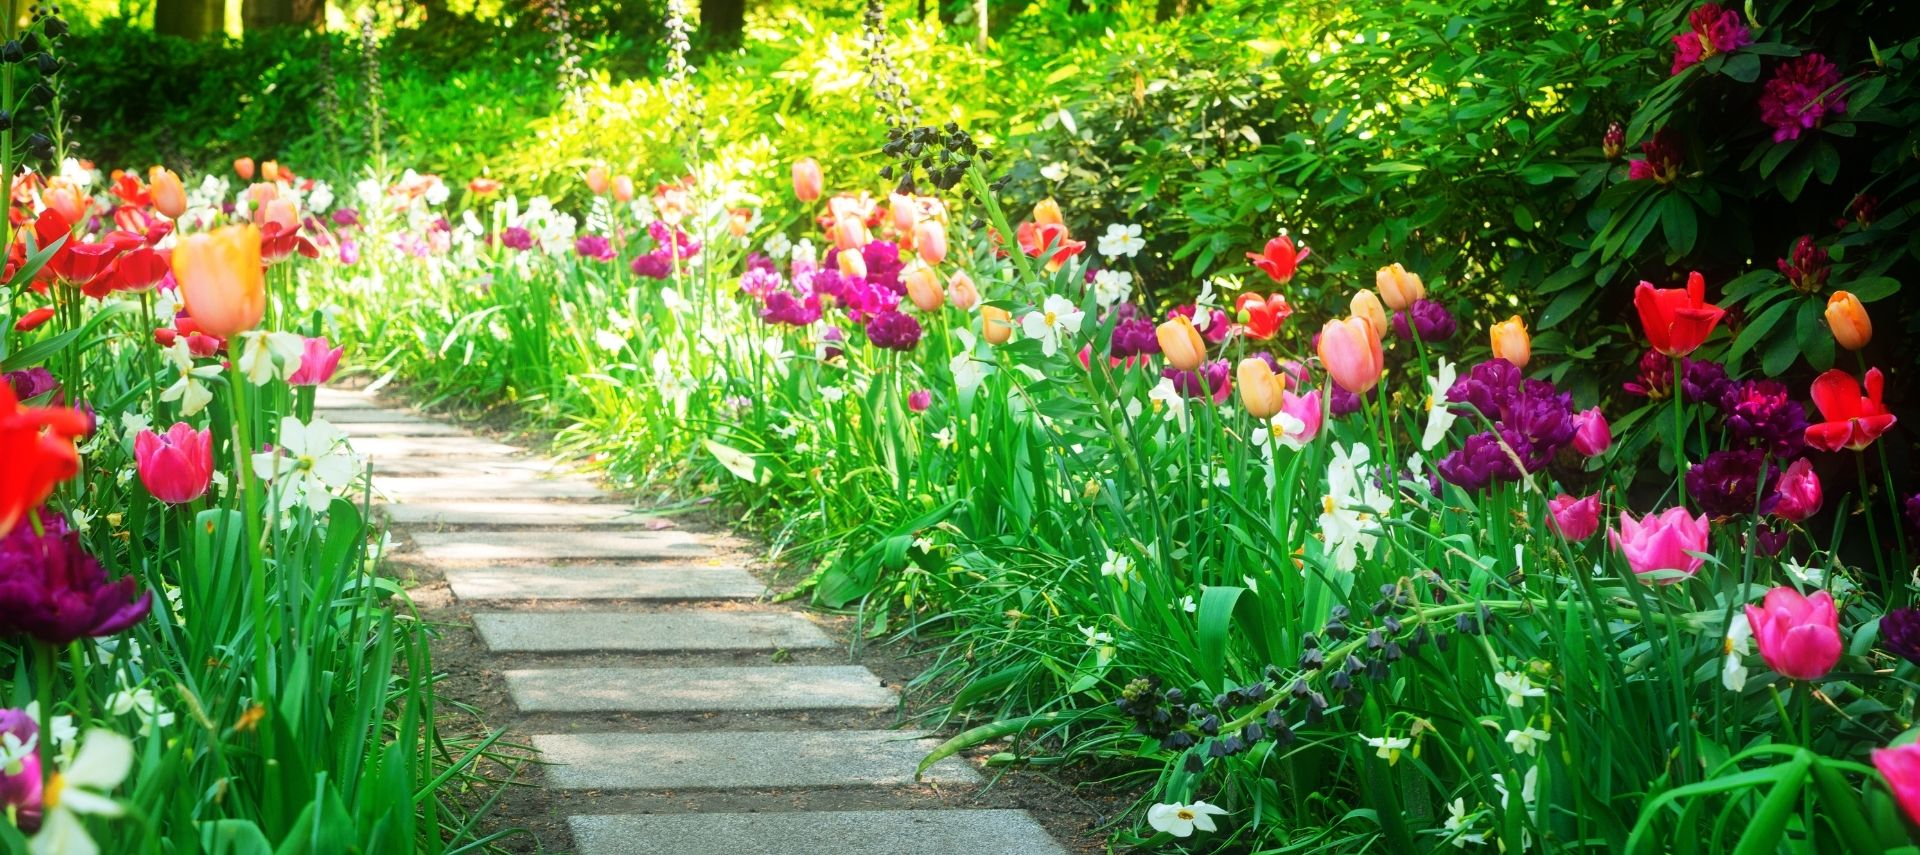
[1634,271,1725,357]
[1234,292,1291,340]
[135,422,213,504]
[1246,235,1309,284]
[1805,367,1896,452]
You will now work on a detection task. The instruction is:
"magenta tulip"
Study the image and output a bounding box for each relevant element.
[1281,389,1324,445]
[1571,406,1611,457]
[289,337,344,387]
[1769,458,1822,523]
[135,422,214,504]
[1609,506,1710,583]
[1744,586,1841,680]
[1874,743,1920,826]
[908,389,931,413]
[1547,493,1600,541]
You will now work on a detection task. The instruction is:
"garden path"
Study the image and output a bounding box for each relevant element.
[314,386,1065,855]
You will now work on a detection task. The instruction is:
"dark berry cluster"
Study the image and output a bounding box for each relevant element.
[5,4,71,163]
[860,0,920,126]
[880,122,996,197]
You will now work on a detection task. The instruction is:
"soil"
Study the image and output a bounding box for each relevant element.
[348,380,1141,854]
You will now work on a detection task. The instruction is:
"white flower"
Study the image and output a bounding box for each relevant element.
[1491,765,1539,807]
[253,417,361,513]
[30,729,134,855]
[236,331,306,386]
[1040,162,1069,181]
[306,181,335,213]
[1148,378,1188,426]
[160,340,222,417]
[595,329,628,352]
[1146,801,1227,838]
[1091,269,1134,306]
[1252,411,1310,453]
[1319,443,1391,571]
[423,177,451,206]
[106,687,175,735]
[1177,595,1197,613]
[1421,358,1459,450]
[931,426,955,449]
[1019,294,1084,357]
[912,536,936,554]
[763,233,792,260]
[1099,549,1133,579]
[820,386,845,403]
[1444,798,1487,848]
[1504,726,1551,756]
[790,238,818,266]
[1099,223,1145,258]
[1494,671,1545,708]
[1210,466,1231,488]
[1363,734,1412,765]
[1723,613,1752,692]
[1079,624,1113,646]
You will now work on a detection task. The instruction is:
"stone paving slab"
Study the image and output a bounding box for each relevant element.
[313,390,377,409]
[377,475,606,501]
[372,457,576,477]
[382,501,659,528]
[568,810,1065,855]
[349,436,525,458]
[408,530,710,563]
[447,566,764,601]
[339,421,468,438]
[506,665,892,713]
[313,408,425,423]
[474,611,832,653]
[532,730,978,790]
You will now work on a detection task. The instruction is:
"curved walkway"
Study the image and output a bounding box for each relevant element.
[315,386,1063,855]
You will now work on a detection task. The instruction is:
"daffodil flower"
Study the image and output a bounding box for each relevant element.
[160,340,222,417]
[252,417,361,513]
[30,729,134,855]
[1146,800,1227,838]
[1020,295,1084,357]
[1421,358,1459,450]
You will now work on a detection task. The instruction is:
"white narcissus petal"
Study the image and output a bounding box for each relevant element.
[65,729,134,791]
[29,807,97,855]
[311,453,358,490]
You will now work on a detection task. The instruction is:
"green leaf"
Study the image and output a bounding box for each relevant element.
[1660,194,1698,256]
[1720,53,1761,83]
[1195,586,1245,692]
[1848,276,1900,302]
[1795,299,1834,371]
[703,438,765,484]
[1727,298,1793,367]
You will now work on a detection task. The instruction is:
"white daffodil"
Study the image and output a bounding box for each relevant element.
[106,686,175,736]
[1363,734,1412,765]
[1421,358,1459,450]
[1210,466,1232,488]
[1040,162,1069,181]
[790,238,818,266]
[1099,549,1133,580]
[1494,671,1545,708]
[763,233,792,259]
[819,386,845,403]
[1491,765,1539,808]
[1147,801,1227,838]
[1099,223,1145,258]
[950,329,990,394]
[1444,798,1487,848]
[253,417,360,513]
[1020,295,1084,357]
[1079,624,1113,646]
[1091,269,1134,306]
[1504,726,1551,756]
[236,331,307,386]
[1319,443,1391,571]
[1148,378,1188,426]
[1252,410,1310,453]
[1723,613,1752,692]
[931,426,955,449]
[160,339,222,417]
[595,329,628,352]
[30,729,134,855]
[1177,595,1197,614]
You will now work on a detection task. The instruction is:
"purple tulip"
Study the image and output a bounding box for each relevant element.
[0,517,152,645]
[1390,298,1457,342]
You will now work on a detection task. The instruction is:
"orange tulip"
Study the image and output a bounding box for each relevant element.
[172,224,265,339]
[41,181,87,226]
[149,167,187,219]
[612,175,635,203]
[1317,316,1385,394]
[905,264,945,312]
[947,270,980,311]
[261,160,281,183]
[1825,291,1871,351]
[914,221,948,265]
[585,166,610,195]
[1375,263,1425,311]
[1350,289,1388,338]
[792,158,823,202]
[1155,315,1207,372]
[1032,198,1064,227]
[234,157,255,180]
[1489,315,1531,368]
[982,306,1014,344]
[838,246,869,278]
[1237,357,1285,419]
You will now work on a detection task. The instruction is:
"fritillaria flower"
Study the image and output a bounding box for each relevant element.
[0,517,152,644]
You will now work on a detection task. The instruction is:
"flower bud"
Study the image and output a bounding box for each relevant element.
[905,264,944,312]
[1155,315,1207,372]
[792,158,824,202]
[1824,291,1871,351]
[914,221,948,265]
[1374,264,1425,311]
[233,157,255,180]
[1489,315,1531,368]
[947,270,980,311]
[1236,357,1285,419]
[1349,289,1387,337]
[982,305,1014,345]
[149,167,187,219]
[585,165,610,195]
[612,175,635,203]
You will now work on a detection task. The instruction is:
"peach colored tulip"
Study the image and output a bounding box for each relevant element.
[234,157,255,180]
[149,167,187,219]
[1317,316,1384,394]
[260,198,299,233]
[172,224,265,339]
[1156,315,1207,372]
[1032,198,1064,227]
[905,265,944,312]
[832,217,870,253]
[612,175,636,203]
[792,158,824,202]
[1490,315,1531,368]
[982,306,1014,344]
[1350,290,1387,337]
[261,160,281,182]
[41,181,87,226]
[1825,291,1871,351]
[1375,263,1425,311]
[1236,358,1285,419]
[245,181,280,213]
[891,193,920,232]
[947,270,980,311]
[838,246,869,278]
[914,221,948,265]
[585,166,610,195]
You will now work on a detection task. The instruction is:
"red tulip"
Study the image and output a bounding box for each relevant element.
[13,307,54,333]
[1634,271,1725,357]
[1246,235,1309,284]
[1744,586,1841,681]
[1234,292,1292,340]
[135,422,213,504]
[0,384,92,536]
[1015,221,1086,272]
[1805,367,1897,452]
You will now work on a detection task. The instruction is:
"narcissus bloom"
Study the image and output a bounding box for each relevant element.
[1316,316,1384,395]
[1610,506,1710,583]
[135,422,213,504]
[1488,315,1530,368]
[0,385,92,535]
[1246,234,1308,284]
[1634,272,1724,356]
[1744,586,1840,680]
[172,225,265,339]
[1147,801,1228,838]
[1804,368,1896,452]
[1824,291,1871,351]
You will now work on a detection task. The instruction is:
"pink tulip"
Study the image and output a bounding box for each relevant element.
[1769,458,1822,523]
[1547,493,1600,541]
[1609,506,1710,583]
[1744,586,1841,681]
[792,158,824,203]
[289,337,344,387]
[1571,406,1611,456]
[135,423,214,504]
[1316,316,1384,395]
[1873,743,1920,826]
[914,221,948,265]
[908,390,931,413]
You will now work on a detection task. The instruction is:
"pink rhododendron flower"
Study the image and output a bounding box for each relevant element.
[1670,2,1752,76]
[1759,53,1847,143]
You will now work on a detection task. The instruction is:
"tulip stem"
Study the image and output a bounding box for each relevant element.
[34,641,53,782]
[226,373,280,805]
[1672,357,1686,501]
[1854,453,1889,589]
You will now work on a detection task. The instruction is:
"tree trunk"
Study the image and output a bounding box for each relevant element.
[154,0,221,38]
[290,0,325,28]
[700,0,744,48]
[974,0,985,48]
[243,0,294,31]
[1154,0,1193,21]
